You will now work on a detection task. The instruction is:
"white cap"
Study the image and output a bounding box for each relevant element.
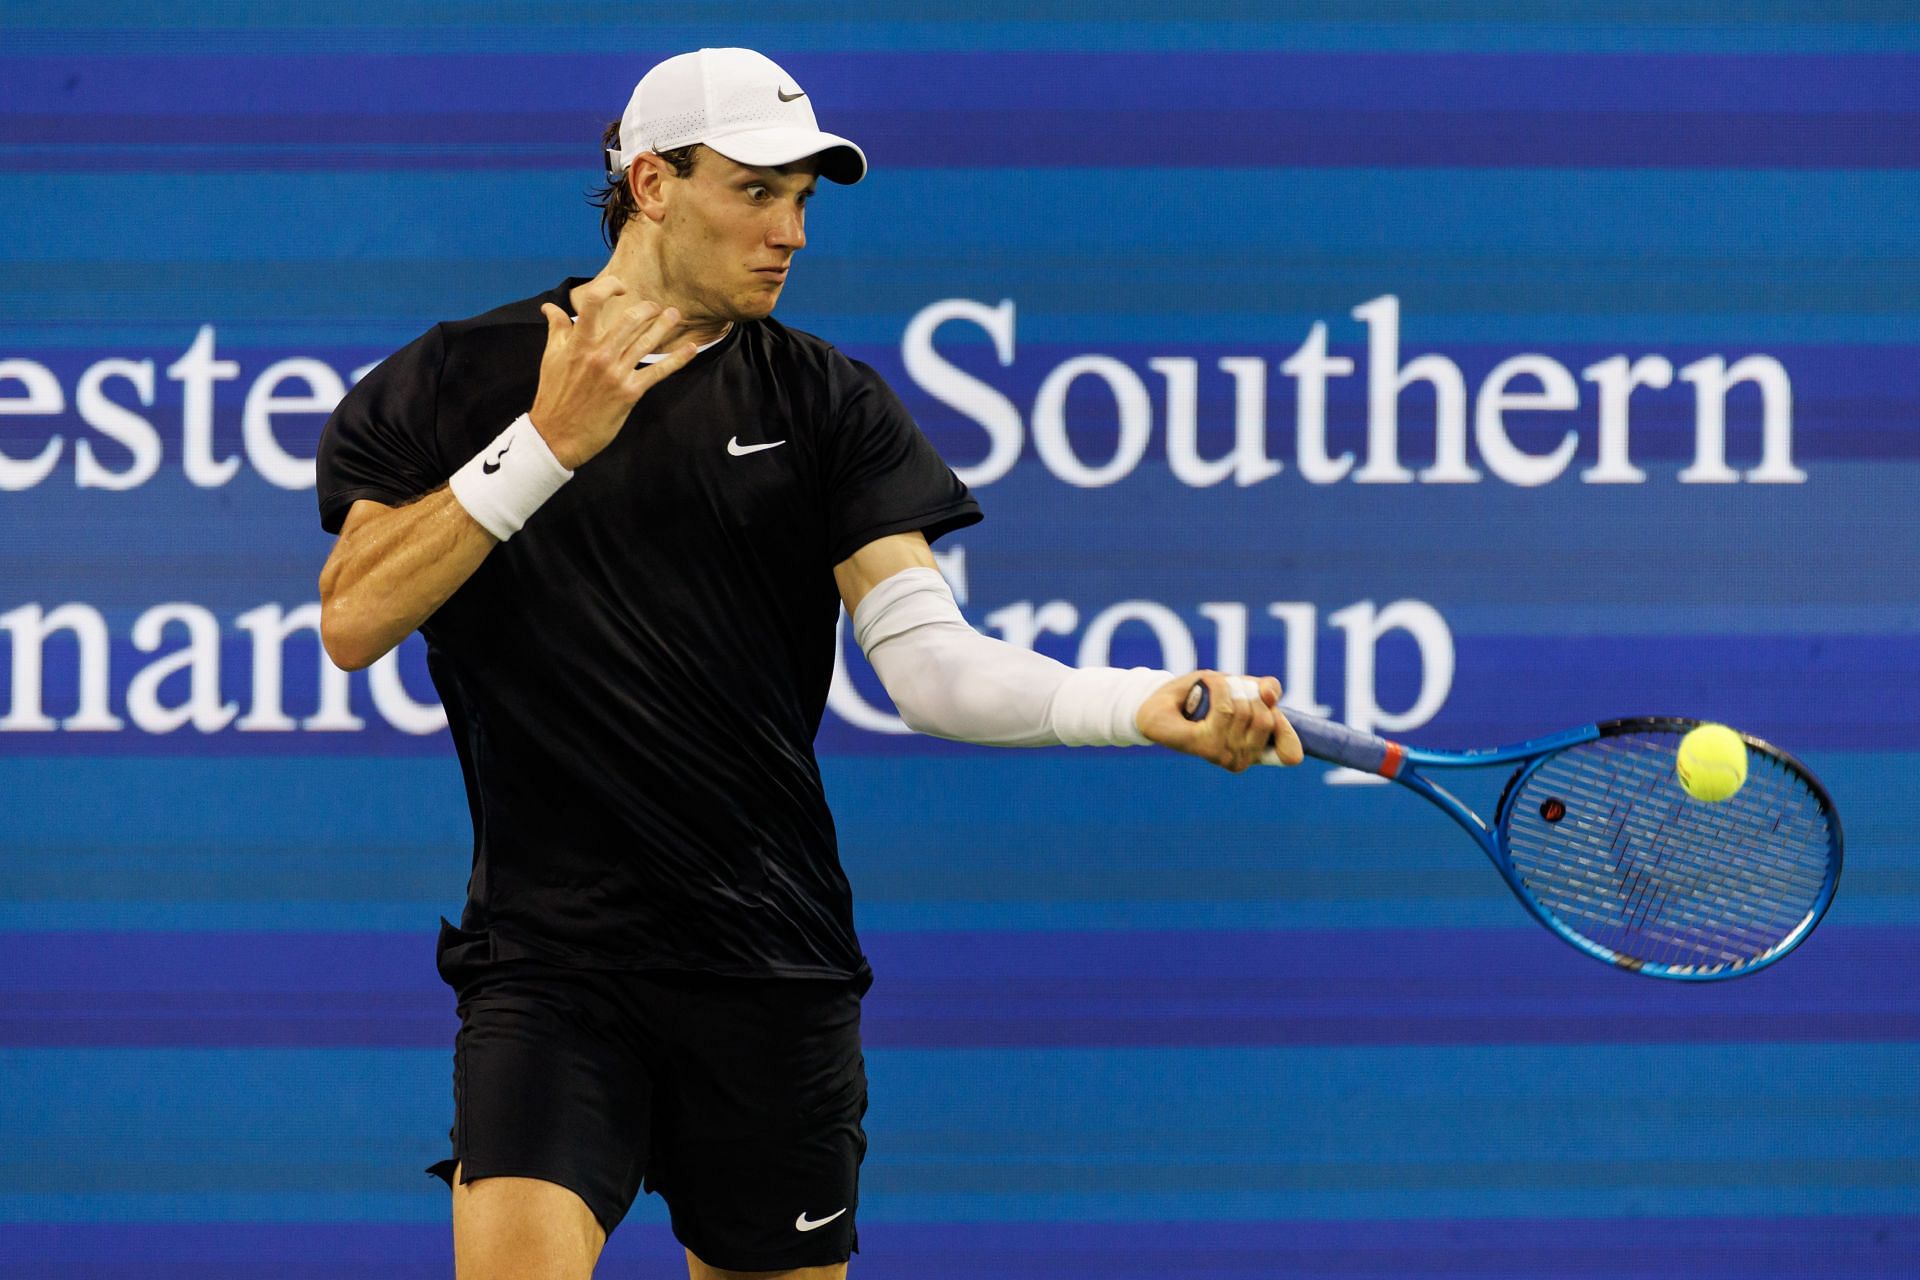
[607,48,867,185]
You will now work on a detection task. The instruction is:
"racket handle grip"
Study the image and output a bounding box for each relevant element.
[1182,677,1403,776]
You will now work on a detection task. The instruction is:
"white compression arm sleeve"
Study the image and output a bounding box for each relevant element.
[852,567,1172,748]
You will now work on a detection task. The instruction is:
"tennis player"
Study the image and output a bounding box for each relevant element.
[316,47,1301,1280]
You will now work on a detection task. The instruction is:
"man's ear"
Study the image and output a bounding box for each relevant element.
[629,153,672,223]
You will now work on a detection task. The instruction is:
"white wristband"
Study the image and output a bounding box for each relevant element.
[448,414,574,542]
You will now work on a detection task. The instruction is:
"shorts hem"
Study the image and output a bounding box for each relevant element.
[677,1235,857,1274]
[425,1156,632,1238]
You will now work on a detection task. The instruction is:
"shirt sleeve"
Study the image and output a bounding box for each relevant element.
[315,324,450,534]
[822,352,983,564]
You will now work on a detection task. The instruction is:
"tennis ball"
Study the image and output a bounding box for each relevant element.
[1676,723,1748,803]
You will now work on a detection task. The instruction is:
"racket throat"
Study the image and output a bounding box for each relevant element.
[1401,771,1495,848]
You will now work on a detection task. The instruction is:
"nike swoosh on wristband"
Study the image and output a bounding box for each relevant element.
[480,437,514,474]
[728,437,787,456]
[794,1208,846,1232]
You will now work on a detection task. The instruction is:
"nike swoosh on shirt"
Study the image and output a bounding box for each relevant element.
[728,437,787,456]
[794,1208,846,1232]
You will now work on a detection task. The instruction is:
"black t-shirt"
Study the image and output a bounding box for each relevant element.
[317,278,981,979]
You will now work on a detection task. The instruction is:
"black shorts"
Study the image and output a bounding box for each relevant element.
[426,921,869,1272]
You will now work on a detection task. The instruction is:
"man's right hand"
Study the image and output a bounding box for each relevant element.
[1136,670,1304,772]
[529,276,700,469]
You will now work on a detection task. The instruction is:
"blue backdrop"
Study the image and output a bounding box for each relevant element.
[2,4,1915,1276]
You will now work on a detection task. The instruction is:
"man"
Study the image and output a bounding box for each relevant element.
[316,47,1301,1280]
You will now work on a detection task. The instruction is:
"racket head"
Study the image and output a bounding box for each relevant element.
[1490,717,1843,981]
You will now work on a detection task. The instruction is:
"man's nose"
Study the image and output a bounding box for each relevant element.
[769,205,805,251]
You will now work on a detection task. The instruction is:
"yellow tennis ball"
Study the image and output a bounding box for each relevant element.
[1676,723,1748,803]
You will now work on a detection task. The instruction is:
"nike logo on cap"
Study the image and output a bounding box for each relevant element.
[795,1208,846,1232]
[777,86,807,102]
[728,437,786,456]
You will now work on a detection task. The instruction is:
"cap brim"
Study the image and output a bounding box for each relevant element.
[702,127,867,184]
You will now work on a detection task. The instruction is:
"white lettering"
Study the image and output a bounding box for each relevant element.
[1679,354,1804,484]
[1475,354,1580,487]
[74,359,162,490]
[1266,602,1334,717]
[1352,295,1477,484]
[1031,355,1152,488]
[166,326,242,488]
[127,603,238,733]
[983,600,1078,652]
[234,603,364,730]
[0,300,1804,497]
[1326,600,1455,785]
[1580,355,1672,483]
[242,358,342,490]
[1281,322,1357,484]
[1198,602,1248,674]
[0,602,123,731]
[1218,358,1283,487]
[368,647,447,734]
[1076,600,1197,673]
[901,298,1023,487]
[0,358,64,491]
[1153,357,1282,488]
[932,545,969,605]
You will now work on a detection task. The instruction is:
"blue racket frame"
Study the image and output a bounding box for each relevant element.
[1185,686,1844,981]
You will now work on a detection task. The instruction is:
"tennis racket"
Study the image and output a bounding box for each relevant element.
[1184,678,1843,981]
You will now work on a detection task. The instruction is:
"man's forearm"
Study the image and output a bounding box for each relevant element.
[854,566,1169,747]
[318,489,497,670]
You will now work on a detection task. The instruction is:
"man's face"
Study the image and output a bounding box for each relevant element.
[655,148,820,322]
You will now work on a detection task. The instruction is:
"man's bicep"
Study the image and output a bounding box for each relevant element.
[330,489,443,553]
[834,530,938,615]
[337,497,396,541]
[319,498,397,601]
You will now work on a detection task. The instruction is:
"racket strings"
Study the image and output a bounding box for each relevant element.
[1503,731,1834,973]
[1541,742,1826,914]
[1562,755,1821,923]
[1530,751,1820,959]
[1521,747,1823,966]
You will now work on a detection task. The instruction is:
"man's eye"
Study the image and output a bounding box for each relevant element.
[747,185,770,200]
